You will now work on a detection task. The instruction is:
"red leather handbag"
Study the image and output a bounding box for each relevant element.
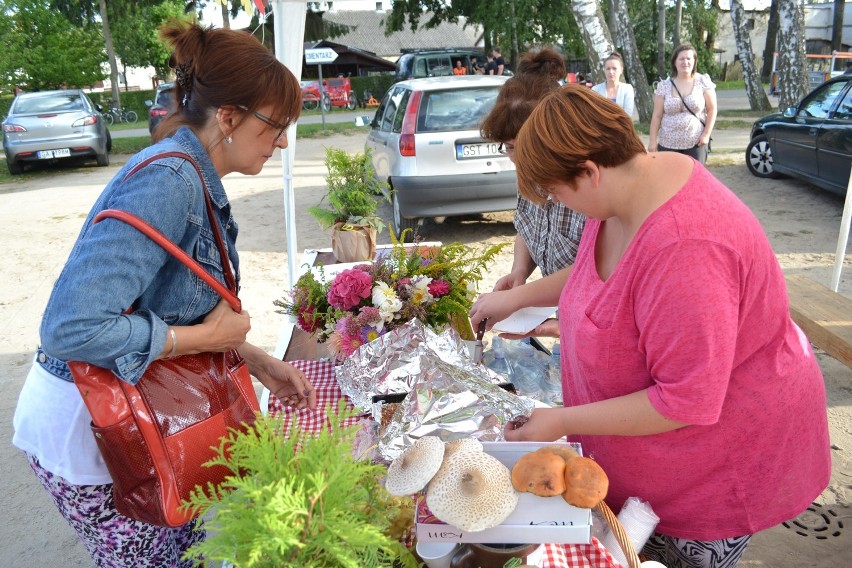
[67,152,259,527]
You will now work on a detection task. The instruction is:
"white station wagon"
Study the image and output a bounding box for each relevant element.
[365,75,517,237]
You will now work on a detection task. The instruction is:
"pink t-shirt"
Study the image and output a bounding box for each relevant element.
[559,162,830,540]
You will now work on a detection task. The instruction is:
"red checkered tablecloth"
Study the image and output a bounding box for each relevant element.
[268,360,626,568]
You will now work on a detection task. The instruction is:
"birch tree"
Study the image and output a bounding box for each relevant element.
[730,0,771,111]
[612,0,653,121]
[776,0,809,110]
[570,0,614,84]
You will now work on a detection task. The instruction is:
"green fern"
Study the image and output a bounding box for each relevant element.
[181,401,418,568]
[308,147,390,232]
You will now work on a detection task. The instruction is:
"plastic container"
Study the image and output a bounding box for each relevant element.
[509,345,546,399]
[483,337,514,381]
[541,343,563,406]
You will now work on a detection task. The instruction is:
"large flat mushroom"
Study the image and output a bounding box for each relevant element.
[384,435,445,496]
[426,450,519,532]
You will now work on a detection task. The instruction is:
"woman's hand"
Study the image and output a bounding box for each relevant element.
[255,357,317,410]
[697,132,712,147]
[469,289,522,331]
[201,298,251,351]
[493,271,527,292]
[239,342,317,410]
[505,407,567,442]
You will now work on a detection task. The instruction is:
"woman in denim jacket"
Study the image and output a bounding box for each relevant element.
[12,22,316,567]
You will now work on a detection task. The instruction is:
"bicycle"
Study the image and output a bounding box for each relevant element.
[101,106,138,126]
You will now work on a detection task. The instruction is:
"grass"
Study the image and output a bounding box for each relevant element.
[0,123,371,186]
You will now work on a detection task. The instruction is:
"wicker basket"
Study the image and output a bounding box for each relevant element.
[595,501,643,568]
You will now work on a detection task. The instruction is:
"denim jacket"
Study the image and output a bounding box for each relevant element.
[38,127,240,385]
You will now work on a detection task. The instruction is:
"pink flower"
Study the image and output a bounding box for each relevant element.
[428,279,451,298]
[327,268,372,310]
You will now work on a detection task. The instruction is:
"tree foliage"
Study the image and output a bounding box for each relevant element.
[0,0,106,92]
[111,0,187,81]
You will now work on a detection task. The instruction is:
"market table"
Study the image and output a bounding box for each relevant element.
[266,358,632,568]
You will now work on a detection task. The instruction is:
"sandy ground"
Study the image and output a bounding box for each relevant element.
[1,132,850,567]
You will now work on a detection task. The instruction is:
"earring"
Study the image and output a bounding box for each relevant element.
[225,135,232,144]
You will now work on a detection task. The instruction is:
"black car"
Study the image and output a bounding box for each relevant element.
[746,71,852,196]
[145,82,175,136]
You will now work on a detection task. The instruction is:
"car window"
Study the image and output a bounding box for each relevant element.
[378,87,405,132]
[417,87,499,132]
[831,82,852,120]
[391,90,412,133]
[15,93,84,114]
[427,56,453,77]
[156,89,174,107]
[798,81,848,118]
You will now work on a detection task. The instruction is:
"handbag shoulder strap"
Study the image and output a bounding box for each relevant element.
[669,78,706,127]
[121,151,237,295]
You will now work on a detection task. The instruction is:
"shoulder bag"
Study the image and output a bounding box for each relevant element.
[67,152,260,527]
[669,78,713,152]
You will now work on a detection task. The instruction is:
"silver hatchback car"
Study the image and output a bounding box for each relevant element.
[365,76,517,236]
[2,89,111,175]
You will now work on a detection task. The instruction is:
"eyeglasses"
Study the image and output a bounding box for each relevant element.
[238,105,287,143]
[251,110,288,143]
[497,142,515,155]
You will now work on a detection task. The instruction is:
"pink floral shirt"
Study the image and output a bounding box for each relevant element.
[655,74,715,150]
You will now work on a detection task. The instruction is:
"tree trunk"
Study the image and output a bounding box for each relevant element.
[509,0,519,72]
[730,0,772,111]
[220,1,230,29]
[761,0,780,82]
[832,0,845,53]
[777,0,809,111]
[657,0,666,79]
[674,0,683,47]
[570,0,615,84]
[613,0,653,122]
[99,0,121,109]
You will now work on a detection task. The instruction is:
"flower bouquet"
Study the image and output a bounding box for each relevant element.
[275,237,505,360]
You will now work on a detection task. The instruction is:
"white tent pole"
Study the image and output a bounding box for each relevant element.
[830,167,852,292]
[271,0,307,290]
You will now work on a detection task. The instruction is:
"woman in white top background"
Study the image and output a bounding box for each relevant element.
[592,52,635,119]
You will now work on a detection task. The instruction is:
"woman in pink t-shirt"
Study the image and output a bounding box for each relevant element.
[469,85,830,567]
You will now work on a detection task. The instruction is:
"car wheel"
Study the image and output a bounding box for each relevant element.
[7,159,22,175]
[346,93,357,111]
[96,152,109,167]
[745,134,778,178]
[392,192,419,241]
[106,130,113,152]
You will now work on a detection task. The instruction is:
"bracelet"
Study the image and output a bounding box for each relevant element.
[167,328,178,359]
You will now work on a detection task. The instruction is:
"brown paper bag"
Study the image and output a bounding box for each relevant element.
[331,223,377,262]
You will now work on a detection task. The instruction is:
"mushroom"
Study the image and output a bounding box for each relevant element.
[426,450,519,532]
[562,456,609,509]
[384,436,445,496]
[541,444,579,463]
[511,448,568,496]
[443,438,483,459]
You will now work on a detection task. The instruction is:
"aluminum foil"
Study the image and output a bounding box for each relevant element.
[336,318,506,411]
[376,357,534,461]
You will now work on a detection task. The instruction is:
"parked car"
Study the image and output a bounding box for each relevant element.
[365,75,516,237]
[2,89,111,175]
[145,82,175,136]
[394,49,486,82]
[746,70,852,196]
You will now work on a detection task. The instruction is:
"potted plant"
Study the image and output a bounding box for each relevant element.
[309,147,390,262]
[181,400,418,568]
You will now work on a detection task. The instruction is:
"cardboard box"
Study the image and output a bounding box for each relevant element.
[415,441,593,544]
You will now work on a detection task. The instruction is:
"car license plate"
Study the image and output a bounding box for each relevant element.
[37,148,71,159]
[456,142,500,160]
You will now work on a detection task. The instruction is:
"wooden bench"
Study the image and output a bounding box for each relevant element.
[785,274,852,369]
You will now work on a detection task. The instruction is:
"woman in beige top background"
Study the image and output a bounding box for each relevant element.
[649,43,717,164]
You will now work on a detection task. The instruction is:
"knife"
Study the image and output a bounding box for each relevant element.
[472,318,488,364]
